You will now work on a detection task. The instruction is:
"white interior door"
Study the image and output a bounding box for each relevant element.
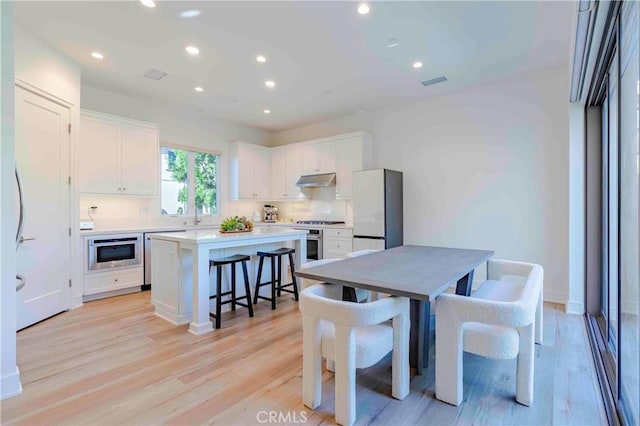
[15,86,71,330]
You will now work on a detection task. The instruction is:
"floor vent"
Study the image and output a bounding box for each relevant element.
[421,76,448,87]
[144,69,168,80]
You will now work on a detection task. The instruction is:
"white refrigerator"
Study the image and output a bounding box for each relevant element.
[352,169,403,250]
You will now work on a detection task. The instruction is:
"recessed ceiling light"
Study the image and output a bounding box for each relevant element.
[180,9,201,18]
[357,3,370,15]
[263,109,271,114]
[256,55,267,63]
[265,80,276,88]
[91,52,104,59]
[387,38,400,48]
[413,61,423,69]
[194,86,204,92]
[140,0,155,8]
[185,46,200,56]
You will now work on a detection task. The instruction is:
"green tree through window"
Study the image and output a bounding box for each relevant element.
[163,147,218,215]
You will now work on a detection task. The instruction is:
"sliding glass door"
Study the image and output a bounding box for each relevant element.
[595,2,639,423]
[618,1,639,421]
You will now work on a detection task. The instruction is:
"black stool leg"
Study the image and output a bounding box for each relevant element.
[277,254,283,297]
[270,257,276,310]
[215,265,222,329]
[231,263,236,311]
[288,253,299,301]
[254,256,264,305]
[242,261,254,317]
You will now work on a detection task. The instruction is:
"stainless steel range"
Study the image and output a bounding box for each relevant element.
[294,220,345,260]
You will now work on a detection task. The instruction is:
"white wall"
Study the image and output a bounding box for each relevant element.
[14,25,80,106]
[1,1,22,400]
[81,85,270,152]
[271,64,571,304]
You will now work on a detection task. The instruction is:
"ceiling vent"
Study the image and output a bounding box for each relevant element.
[421,76,448,87]
[144,69,168,80]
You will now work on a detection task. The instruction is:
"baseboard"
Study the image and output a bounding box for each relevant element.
[566,300,585,315]
[82,286,141,302]
[544,289,567,305]
[72,294,84,310]
[1,366,22,400]
[621,301,638,316]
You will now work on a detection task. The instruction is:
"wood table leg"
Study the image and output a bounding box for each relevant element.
[410,299,430,375]
[455,270,475,296]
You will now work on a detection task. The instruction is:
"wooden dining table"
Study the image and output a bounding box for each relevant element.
[294,245,494,374]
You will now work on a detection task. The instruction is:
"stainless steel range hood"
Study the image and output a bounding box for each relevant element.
[295,173,336,188]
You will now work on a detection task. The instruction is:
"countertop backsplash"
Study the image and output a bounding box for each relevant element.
[79,195,264,231]
[273,188,351,224]
[79,187,351,232]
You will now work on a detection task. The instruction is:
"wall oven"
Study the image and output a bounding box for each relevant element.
[295,228,322,260]
[87,233,143,271]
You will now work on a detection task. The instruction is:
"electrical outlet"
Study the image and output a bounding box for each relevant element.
[138,207,149,214]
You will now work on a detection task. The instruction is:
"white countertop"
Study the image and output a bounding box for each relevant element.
[150,227,308,244]
[80,222,352,236]
[255,222,353,230]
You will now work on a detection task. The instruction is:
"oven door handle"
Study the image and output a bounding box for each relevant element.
[91,241,140,247]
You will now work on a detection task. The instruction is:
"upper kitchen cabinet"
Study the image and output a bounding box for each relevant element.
[270,145,303,200]
[335,133,373,200]
[300,141,336,175]
[229,141,271,200]
[77,110,159,196]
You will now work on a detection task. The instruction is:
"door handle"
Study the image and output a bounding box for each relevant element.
[16,275,26,292]
[19,237,36,243]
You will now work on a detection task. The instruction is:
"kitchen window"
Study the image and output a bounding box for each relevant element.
[161,146,219,217]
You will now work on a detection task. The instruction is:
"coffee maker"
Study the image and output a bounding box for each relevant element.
[263,205,278,223]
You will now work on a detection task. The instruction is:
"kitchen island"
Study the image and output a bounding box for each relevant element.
[150,227,307,335]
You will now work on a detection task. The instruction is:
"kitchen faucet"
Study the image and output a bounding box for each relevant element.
[194,207,201,225]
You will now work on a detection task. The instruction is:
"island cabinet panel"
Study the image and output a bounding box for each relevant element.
[151,241,284,325]
[152,239,198,324]
[149,228,307,333]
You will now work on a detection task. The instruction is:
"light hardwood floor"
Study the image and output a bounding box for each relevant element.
[1,292,607,425]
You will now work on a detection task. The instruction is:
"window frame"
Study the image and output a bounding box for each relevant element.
[160,143,221,219]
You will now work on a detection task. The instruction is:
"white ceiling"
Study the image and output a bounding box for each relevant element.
[15,1,573,132]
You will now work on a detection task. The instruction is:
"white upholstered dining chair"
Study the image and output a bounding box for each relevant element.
[435,259,543,407]
[345,249,380,258]
[300,283,410,426]
[299,258,370,302]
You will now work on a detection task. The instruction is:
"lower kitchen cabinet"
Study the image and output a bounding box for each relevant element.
[323,228,353,258]
[84,267,143,296]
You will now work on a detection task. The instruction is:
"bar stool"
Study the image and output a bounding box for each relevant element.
[253,248,299,310]
[209,254,254,329]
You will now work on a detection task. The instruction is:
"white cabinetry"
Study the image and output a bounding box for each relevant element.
[229,132,372,202]
[323,228,353,258]
[84,267,143,296]
[300,141,336,175]
[270,146,302,200]
[78,110,158,195]
[335,134,373,200]
[229,142,271,200]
